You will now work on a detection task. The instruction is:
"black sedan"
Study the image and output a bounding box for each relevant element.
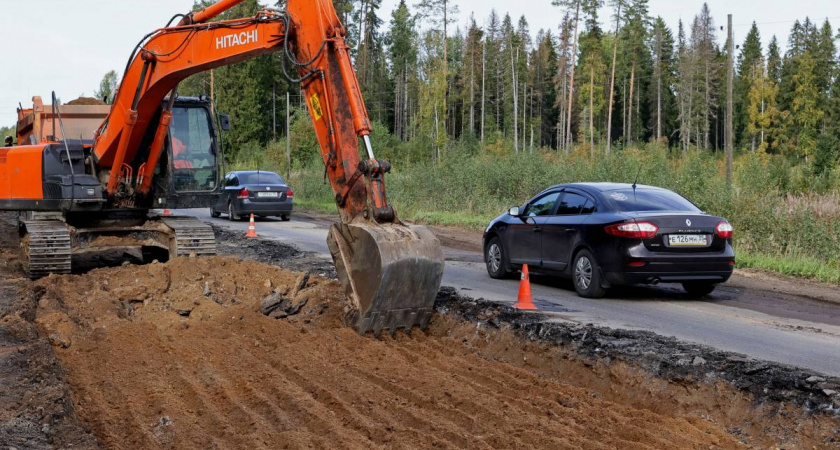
[483,183,735,298]
[212,171,294,221]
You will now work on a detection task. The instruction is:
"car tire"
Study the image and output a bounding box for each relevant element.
[682,282,716,298]
[572,249,606,298]
[280,214,290,222]
[228,202,241,221]
[210,209,221,218]
[484,236,510,279]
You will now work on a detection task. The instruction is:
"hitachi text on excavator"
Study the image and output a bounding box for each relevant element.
[0,0,444,335]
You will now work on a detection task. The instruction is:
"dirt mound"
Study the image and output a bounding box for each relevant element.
[33,257,744,449]
[66,97,106,106]
[0,212,99,449]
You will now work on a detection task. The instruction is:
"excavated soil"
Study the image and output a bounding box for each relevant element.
[0,213,98,448]
[27,257,748,449]
[23,255,839,449]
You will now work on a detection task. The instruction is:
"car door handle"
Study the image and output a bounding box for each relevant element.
[565,228,577,233]
[533,227,542,233]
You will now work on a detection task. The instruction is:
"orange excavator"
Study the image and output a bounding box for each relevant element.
[0,0,444,335]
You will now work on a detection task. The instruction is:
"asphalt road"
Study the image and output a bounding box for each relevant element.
[181,208,840,377]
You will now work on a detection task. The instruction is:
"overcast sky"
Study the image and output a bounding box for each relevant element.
[1,0,837,125]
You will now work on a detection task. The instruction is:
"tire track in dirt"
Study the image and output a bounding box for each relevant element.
[390,339,711,450]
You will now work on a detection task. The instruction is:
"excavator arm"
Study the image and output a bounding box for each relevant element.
[92,0,444,335]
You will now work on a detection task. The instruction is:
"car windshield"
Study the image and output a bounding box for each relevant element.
[604,188,700,212]
[239,172,285,185]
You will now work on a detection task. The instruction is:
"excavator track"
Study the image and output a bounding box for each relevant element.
[161,216,217,257]
[20,220,72,279]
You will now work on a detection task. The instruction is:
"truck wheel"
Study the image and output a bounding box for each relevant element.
[228,202,241,221]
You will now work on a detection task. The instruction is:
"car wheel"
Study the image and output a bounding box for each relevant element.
[682,282,716,298]
[573,249,606,298]
[484,236,510,279]
[210,209,221,218]
[280,214,290,221]
[228,202,241,221]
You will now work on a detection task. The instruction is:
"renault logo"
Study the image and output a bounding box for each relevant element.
[686,219,692,226]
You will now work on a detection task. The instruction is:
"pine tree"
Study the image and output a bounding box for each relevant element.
[689,3,719,150]
[605,0,625,154]
[532,30,559,148]
[575,0,606,153]
[620,0,649,145]
[553,13,574,150]
[648,17,676,143]
[553,0,584,151]
[735,23,762,148]
[462,17,485,138]
[813,20,836,130]
[676,19,692,150]
[789,51,823,157]
[766,36,782,85]
[386,0,417,141]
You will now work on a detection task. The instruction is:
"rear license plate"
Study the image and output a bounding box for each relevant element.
[257,192,279,198]
[668,234,707,246]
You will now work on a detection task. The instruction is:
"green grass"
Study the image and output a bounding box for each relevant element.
[399,210,495,229]
[293,199,336,215]
[737,252,840,285]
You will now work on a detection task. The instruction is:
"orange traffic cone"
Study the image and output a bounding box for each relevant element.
[513,264,537,310]
[163,209,171,216]
[246,214,257,238]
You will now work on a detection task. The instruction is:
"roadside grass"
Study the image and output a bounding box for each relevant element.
[737,252,840,285]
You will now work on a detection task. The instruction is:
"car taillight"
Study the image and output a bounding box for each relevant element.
[237,188,250,199]
[715,221,733,238]
[286,189,294,198]
[605,221,659,238]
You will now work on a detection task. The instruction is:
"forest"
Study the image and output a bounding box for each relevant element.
[84,0,840,282]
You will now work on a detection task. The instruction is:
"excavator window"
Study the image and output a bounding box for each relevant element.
[170,106,217,192]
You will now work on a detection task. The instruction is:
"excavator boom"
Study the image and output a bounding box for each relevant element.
[88,0,444,334]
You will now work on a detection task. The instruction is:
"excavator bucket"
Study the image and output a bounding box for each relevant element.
[327,220,445,335]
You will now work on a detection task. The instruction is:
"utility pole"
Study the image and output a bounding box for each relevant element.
[272,84,277,141]
[725,14,734,189]
[481,41,486,143]
[286,91,291,181]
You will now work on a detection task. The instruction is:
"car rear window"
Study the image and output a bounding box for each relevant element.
[239,172,285,185]
[604,188,700,212]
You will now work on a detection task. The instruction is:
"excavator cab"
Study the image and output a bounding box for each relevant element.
[146,97,224,210]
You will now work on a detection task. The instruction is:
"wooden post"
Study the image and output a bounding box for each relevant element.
[286,91,291,181]
[725,14,734,189]
[481,41,486,143]
[272,84,276,141]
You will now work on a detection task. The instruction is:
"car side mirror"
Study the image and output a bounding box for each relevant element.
[508,206,520,217]
[218,113,231,132]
